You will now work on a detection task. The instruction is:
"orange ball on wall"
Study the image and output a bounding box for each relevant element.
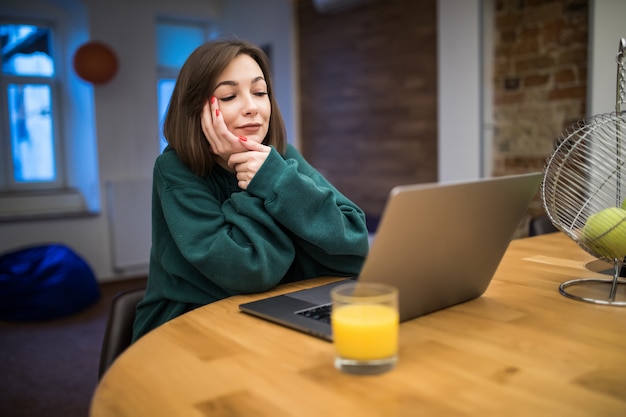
[73,41,119,84]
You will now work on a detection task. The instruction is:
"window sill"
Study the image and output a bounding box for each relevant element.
[0,189,98,222]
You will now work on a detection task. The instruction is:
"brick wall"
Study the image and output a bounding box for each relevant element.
[492,0,588,219]
[296,0,588,233]
[297,0,438,221]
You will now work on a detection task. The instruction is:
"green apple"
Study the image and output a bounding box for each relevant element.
[582,207,626,259]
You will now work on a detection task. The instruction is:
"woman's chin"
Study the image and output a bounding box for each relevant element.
[244,135,264,144]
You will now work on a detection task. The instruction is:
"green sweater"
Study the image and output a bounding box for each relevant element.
[132,144,369,341]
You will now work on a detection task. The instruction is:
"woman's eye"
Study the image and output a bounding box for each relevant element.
[218,92,267,101]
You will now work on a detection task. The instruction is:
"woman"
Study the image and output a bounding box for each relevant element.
[132,38,369,342]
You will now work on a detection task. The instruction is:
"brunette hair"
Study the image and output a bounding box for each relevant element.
[163,38,287,176]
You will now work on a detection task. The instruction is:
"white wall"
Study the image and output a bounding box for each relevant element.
[217,0,300,148]
[437,0,483,182]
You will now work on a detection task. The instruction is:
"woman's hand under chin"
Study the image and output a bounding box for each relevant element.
[228,137,271,190]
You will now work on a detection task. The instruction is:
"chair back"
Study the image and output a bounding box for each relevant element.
[98,287,146,379]
[529,215,558,236]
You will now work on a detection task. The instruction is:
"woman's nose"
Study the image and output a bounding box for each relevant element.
[241,93,258,115]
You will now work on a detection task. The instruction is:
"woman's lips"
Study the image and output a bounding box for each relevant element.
[238,124,263,134]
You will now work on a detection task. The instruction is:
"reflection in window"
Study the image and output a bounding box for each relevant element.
[1,25,54,77]
[157,78,176,151]
[156,23,205,69]
[8,84,54,181]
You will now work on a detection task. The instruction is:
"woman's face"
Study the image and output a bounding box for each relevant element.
[212,54,271,145]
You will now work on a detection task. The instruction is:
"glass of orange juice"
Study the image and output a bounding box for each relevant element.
[331,282,399,375]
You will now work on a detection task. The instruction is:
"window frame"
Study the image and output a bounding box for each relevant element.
[0,19,65,192]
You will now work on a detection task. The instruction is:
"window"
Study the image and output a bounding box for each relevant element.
[156,20,213,152]
[0,22,61,190]
[0,13,100,220]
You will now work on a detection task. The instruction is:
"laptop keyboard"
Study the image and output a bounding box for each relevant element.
[295,303,332,324]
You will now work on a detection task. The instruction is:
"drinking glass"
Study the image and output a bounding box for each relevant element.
[331,282,399,375]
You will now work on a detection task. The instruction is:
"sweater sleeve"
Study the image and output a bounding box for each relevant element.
[244,145,369,276]
[154,155,296,295]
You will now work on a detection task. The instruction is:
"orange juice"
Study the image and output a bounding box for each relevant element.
[331,304,399,360]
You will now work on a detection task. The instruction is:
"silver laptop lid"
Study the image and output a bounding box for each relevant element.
[359,172,543,321]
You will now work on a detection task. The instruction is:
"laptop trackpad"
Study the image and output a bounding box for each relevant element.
[286,279,351,304]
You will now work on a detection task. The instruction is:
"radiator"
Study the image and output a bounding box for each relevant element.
[105,179,152,272]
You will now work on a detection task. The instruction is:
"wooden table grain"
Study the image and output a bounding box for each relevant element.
[90,233,626,417]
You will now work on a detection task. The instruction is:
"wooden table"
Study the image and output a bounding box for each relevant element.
[90,233,626,417]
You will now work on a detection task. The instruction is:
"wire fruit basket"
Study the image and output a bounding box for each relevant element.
[541,39,626,305]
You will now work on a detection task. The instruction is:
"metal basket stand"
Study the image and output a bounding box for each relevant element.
[548,39,626,306]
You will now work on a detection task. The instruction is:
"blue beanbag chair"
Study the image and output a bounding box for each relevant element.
[0,243,101,321]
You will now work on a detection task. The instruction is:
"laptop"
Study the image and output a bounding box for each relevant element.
[239,172,543,341]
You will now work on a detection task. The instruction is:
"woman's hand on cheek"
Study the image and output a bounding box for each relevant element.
[200,98,246,160]
[228,137,271,190]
